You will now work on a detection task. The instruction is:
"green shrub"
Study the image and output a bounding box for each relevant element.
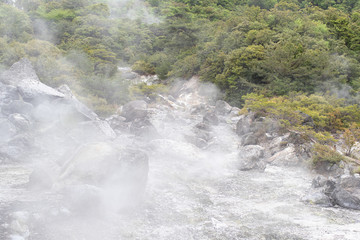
[132,60,155,75]
[130,83,168,100]
[311,143,345,165]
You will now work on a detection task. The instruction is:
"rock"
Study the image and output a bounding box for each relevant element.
[203,112,219,126]
[0,58,64,102]
[215,100,232,115]
[8,114,31,131]
[230,107,240,117]
[121,100,148,121]
[130,118,159,140]
[267,146,302,166]
[0,118,17,143]
[67,121,116,143]
[59,142,148,189]
[194,128,212,142]
[236,114,254,136]
[312,175,328,188]
[314,160,344,177]
[57,84,99,121]
[1,100,34,116]
[106,115,129,132]
[58,143,149,211]
[238,145,265,171]
[331,188,360,210]
[195,122,211,131]
[95,120,116,139]
[184,135,208,149]
[59,142,120,186]
[0,82,19,105]
[242,133,258,146]
[301,190,333,207]
[190,104,209,115]
[0,134,34,161]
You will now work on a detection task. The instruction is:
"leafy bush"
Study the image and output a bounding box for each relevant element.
[130,83,168,100]
[311,143,345,165]
[132,60,156,75]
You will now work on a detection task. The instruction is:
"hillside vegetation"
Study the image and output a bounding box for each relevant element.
[0,1,359,135]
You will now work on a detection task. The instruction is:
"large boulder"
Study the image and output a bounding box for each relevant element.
[214,100,232,115]
[58,142,149,212]
[8,114,32,131]
[130,118,159,140]
[57,84,99,121]
[0,82,19,105]
[301,189,333,207]
[1,100,34,116]
[237,145,265,171]
[331,177,360,210]
[0,58,64,102]
[59,142,148,189]
[121,100,148,121]
[266,145,302,166]
[236,114,255,136]
[203,112,219,126]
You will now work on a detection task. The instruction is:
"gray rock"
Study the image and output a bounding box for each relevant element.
[8,114,31,131]
[301,190,333,207]
[0,82,19,105]
[331,188,360,210]
[95,120,116,139]
[190,104,209,115]
[0,58,64,102]
[57,84,99,121]
[130,118,159,140]
[1,100,34,116]
[58,143,149,211]
[236,114,254,136]
[0,118,17,143]
[195,122,211,131]
[184,135,208,149]
[67,121,116,143]
[203,112,219,126]
[106,115,129,132]
[242,133,258,146]
[267,146,301,166]
[314,161,344,177]
[215,100,232,115]
[238,145,265,171]
[59,142,120,186]
[312,175,328,188]
[121,100,148,121]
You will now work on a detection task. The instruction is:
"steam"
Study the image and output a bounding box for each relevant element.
[107,0,162,24]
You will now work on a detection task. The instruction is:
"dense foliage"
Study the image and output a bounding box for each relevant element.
[0,0,359,114]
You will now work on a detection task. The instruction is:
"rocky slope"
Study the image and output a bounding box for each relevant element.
[0,59,360,240]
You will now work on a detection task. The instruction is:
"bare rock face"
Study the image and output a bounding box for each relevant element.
[0,58,65,102]
[331,177,360,210]
[214,100,232,115]
[237,145,265,171]
[121,100,148,122]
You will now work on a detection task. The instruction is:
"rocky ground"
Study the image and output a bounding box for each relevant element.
[0,59,360,239]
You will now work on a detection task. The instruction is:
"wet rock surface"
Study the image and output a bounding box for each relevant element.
[0,59,360,240]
